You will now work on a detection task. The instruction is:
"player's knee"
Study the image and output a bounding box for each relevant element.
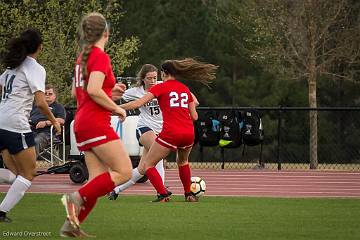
[18,166,36,181]
[18,171,35,181]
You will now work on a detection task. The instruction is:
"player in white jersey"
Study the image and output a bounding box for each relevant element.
[0,28,61,223]
[109,64,165,200]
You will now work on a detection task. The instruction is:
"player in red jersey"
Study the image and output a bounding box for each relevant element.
[120,58,217,202]
[59,12,132,237]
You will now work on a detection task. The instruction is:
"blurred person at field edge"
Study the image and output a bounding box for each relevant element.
[0,28,61,223]
[59,12,132,237]
[29,84,66,157]
[119,58,216,202]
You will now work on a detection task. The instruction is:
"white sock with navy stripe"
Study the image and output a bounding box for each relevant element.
[114,168,143,194]
[0,175,31,212]
[0,169,16,184]
[155,159,165,185]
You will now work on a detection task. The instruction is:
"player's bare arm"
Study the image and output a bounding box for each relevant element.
[87,71,119,112]
[190,92,199,107]
[120,92,155,110]
[188,101,198,121]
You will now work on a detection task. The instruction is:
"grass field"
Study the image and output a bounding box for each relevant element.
[0,193,359,240]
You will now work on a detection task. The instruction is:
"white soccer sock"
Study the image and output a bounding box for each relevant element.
[0,175,31,212]
[0,169,16,184]
[114,168,143,194]
[155,159,165,185]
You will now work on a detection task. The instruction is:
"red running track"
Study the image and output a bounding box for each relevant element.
[1,169,360,198]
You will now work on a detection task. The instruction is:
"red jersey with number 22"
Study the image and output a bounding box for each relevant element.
[149,79,194,137]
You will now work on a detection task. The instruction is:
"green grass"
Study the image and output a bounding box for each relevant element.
[0,194,359,240]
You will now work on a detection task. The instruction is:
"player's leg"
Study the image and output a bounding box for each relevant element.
[110,146,148,198]
[64,139,132,226]
[142,141,171,200]
[92,139,132,186]
[61,138,132,233]
[140,130,166,183]
[155,159,165,184]
[65,139,132,216]
[0,146,37,222]
[177,147,198,202]
[176,147,195,199]
[111,129,158,197]
[0,150,18,184]
[77,150,108,222]
[60,150,106,237]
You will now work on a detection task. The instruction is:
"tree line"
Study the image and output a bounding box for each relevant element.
[1,0,359,167]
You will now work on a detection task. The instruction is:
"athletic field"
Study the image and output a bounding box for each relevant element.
[0,169,359,239]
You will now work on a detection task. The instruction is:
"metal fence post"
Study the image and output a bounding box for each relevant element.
[221,148,225,169]
[277,106,283,170]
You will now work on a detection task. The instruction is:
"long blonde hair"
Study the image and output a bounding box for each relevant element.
[160,58,218,85]
[77,12,108,85]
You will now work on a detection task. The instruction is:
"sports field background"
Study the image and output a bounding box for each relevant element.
[0,194,359,240]
[1,169,360,239]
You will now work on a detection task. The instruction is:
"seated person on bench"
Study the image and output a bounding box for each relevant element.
[29,84,66,157]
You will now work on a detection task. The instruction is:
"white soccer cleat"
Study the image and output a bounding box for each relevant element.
[61,194,81,229]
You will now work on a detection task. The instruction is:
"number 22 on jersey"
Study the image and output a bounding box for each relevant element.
[169,92,188,108]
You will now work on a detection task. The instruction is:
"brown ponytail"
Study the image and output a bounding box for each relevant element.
[160,58,218,86]
[77,12,108,89]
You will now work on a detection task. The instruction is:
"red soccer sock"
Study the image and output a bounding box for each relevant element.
[178,164,191,194]
[78,172,115,203]
[146,167,167,195]
[78,198,97,223]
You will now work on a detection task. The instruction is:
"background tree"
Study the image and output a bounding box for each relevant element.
[0,0,139,105]
[231,0,360,168]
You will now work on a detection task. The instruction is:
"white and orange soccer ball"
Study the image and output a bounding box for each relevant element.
[190,177,206,197]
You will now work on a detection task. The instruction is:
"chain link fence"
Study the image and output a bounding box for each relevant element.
[53,106,360,171]
[166,107,360,171]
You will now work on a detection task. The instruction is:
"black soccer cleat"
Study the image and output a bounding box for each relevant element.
[0,215,12,223]
[185,192,199,202]
[152,190,172,202]
[108,190,119,201]
[156,186,171,199]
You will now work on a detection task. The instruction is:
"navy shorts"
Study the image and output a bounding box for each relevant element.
[0,129,35,154]
[135,127,153,146]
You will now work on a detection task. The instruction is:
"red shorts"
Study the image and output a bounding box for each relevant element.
[156,131,194,151]
[75,125,119,151]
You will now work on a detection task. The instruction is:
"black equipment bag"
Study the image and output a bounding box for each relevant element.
[218,110,242,148]
[241,109,264,146]
[196,111,220,147]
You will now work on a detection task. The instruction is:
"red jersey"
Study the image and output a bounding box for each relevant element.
[149,79,194,135]
[73,46,116,133]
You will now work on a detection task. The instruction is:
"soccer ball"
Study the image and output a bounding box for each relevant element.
[190,177,206,197]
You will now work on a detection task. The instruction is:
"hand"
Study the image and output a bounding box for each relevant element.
[190,92,199,107]
[52,121,62,136]
[112,83,126,101]
[35,121,47,129]
[113,106,127,122]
